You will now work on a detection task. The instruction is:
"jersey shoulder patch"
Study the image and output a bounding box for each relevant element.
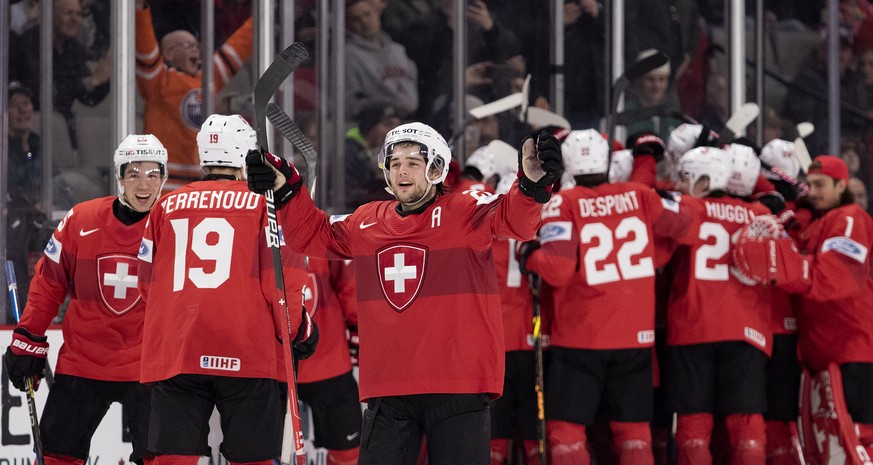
[330,214,351,225]
[44,235,63,264]
[821,236,869,264]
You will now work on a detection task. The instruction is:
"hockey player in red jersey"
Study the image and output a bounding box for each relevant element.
[137,114,315,465]
[245,121,563,465]
[518,129,687,465]
[665,146,773,465]
[3,134,168,465]
[296,258,363,465]
[734,155,873,461]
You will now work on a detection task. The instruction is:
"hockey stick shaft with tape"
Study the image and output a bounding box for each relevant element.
[253,42,309,465]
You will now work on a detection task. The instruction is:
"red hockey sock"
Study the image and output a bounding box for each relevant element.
[44,454,85,465]
[765,420,799,465]
[548,420,590,465]
[491,439,511,465]
[144,455,199,465]
[610,421,654,465]
[523,439,544,465]
[327,448,359,465]
[676,413,713,465]
[725,413,766,465]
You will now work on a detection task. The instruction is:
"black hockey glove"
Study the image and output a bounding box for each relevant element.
[753,191,786,215]
[628,131,666,161]
[347,325,360,366]
[518,132,564,203]
[4,327,49,392]
[245,149,302,208]
[292,307,319,360]
[516,240,541,274]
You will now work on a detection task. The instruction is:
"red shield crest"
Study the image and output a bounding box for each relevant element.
[97,254,141,316]
[303,272,319,316]
[377,245,427,312]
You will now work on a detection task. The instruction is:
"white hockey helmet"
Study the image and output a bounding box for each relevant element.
[465,139,518,181]
[725,143,761,197]
[561,129,609,176]
[760,138,801,181]
[378,122,452,187]
[114,134,168,198]
[667,123,704,165]
[609,149,634,184]
[197,114,257,175]
[676,146,731,197]
[495,172,516,195]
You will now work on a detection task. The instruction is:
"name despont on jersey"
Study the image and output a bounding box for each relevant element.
[705,202,757,224]
[161,190,261,214]
[578,191,640,218]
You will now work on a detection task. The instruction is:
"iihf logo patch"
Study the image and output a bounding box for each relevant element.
[138,238,154,263]
[44,235,62,264]
[200,355,241,371]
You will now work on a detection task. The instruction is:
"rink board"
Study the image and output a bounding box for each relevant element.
[0,328,329,465]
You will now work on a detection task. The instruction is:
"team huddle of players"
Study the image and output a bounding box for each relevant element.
[4,112,873,465]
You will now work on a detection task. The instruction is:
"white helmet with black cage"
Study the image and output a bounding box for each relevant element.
[113,134,168,202]
[197,114,258,177]
[378,122,452,193]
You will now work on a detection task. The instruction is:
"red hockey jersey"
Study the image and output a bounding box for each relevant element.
[666,196,774,355]
[297,258,356,384]
[279,184,541,400]
[794,203,873,370]
[137,180,302,382]
[19,197,146,381]
[527,182,688,349]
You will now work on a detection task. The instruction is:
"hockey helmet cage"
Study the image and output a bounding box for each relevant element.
[197,114,257,174]
[609,149,634,184]
[561,129,610,176]
[760,138,801,181]
[465,139,518,180]
[378,122,452,186]
[725,143,761,197]
[676,146,731,196]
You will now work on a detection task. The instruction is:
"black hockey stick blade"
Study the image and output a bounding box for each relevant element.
[253,43,310,151]
[266,102,318,193]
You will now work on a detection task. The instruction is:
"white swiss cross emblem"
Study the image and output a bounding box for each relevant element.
[303,272,318,316]
[97,254,141,316]
[377,245,427,312]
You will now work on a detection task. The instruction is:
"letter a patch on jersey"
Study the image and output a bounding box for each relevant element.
[97,254,142,316]
[303,272,319,317]
[377,244,428,312]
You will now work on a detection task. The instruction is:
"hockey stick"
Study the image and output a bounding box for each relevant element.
[266,102,317,193]
[448,92,525,148]
[523,107,571,130]
[605,51,669,178]
[718,102,759,143]
[792,122,814,174]
[528,273,547,465]
[6,260,46,465]
[252,42,309,465]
